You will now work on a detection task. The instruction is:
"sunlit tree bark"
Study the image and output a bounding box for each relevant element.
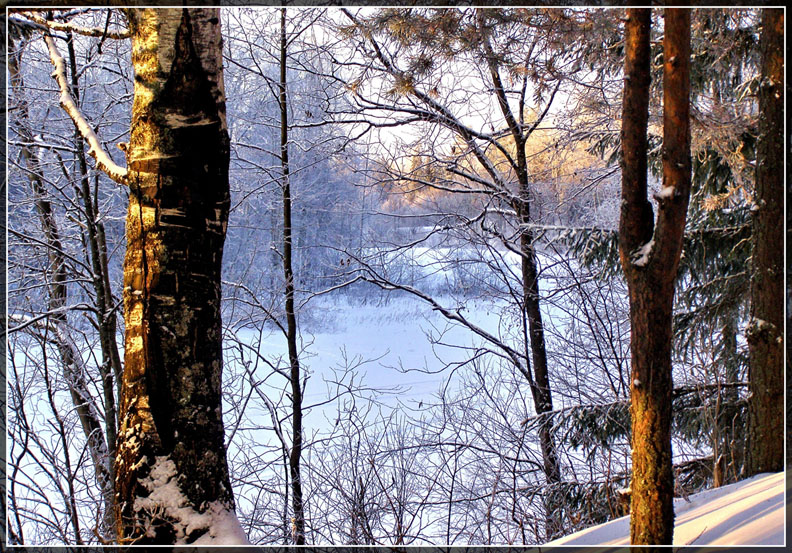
[114,8,240,544]
[619,8,691,545]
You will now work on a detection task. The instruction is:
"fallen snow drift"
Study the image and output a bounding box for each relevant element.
[134,456,250,545]
[545,472,784,546]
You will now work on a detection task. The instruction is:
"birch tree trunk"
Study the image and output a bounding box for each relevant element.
[115,8,241,544]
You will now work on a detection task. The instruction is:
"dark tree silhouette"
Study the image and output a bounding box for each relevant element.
[746,8,784,477]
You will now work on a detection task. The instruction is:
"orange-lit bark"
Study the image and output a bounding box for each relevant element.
[115,8,236,544]
[619,8,692,545]
[746,8,783,476]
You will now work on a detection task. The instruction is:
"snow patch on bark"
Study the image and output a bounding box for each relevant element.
[747,318,775,332]
[631,239,654,267]
[134,456,249,544]
[745,318,779,342]
[191,503,250,545]
[656,185,675,199]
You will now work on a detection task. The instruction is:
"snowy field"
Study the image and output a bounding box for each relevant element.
[545,472,785,546]
[223,293,508,427]
[13,240,764,545]
[221,244,581,420]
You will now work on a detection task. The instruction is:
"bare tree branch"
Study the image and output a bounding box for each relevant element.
[43,32,128,185]
[22,11,130,39]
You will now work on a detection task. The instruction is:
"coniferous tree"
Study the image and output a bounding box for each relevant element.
[619,8,692,545]
[564,9,761,490]
[746,8,783,476]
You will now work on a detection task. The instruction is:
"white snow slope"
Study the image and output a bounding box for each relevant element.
[545,472,785,547]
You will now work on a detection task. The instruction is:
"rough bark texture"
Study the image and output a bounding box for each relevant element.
[115,8,234,544]
[746,8,784,477]
[619,8,692,546]
[280,8,306,545]
[787,11,792,473]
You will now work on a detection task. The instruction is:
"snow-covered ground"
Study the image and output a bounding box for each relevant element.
[225,294,507,422]
[545,472,785,546]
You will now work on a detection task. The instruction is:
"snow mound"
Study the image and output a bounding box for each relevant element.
[134,456,250,545]
[545,472,784,546]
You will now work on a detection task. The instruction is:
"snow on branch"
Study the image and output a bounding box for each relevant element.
[653,185,676,202]
[7,308,91,335]
[24,11,130,39]
[43,33,129,186]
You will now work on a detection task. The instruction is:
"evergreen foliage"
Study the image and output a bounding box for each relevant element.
[559,8,759,494]
[501,376,746,538]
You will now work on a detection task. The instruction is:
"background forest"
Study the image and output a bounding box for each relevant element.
[3,6,783,546]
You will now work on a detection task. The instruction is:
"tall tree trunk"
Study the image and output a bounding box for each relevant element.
[746,7,783,476]
[115,8,240,544]
[519,212,561,540]
[279,8,306,545]
[619,8,692,545]
[479,13,562,537]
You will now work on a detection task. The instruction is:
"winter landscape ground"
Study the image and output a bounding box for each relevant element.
[224,289,785,547]
[545,471,785,546]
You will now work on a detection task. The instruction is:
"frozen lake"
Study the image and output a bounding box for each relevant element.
[222,293,510,428]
